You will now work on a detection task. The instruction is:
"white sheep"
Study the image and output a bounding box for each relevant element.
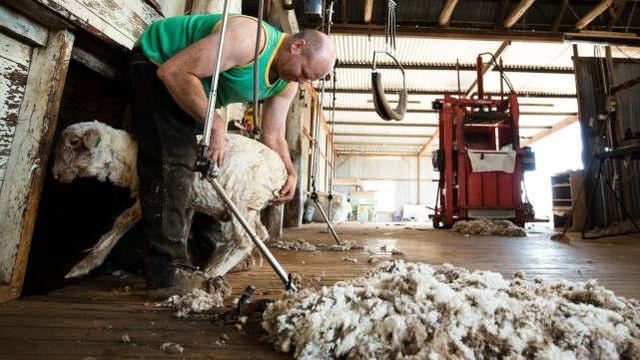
[52,121,287,278]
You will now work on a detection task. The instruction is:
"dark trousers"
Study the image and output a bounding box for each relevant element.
[128,48,216,288]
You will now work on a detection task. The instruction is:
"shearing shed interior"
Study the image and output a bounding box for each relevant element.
[0,0,639,358]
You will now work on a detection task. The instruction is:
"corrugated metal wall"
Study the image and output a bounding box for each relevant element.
[334,155,439,213]
[574,57,640,228]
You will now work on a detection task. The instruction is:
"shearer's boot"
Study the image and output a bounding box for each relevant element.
[147,266,231,301]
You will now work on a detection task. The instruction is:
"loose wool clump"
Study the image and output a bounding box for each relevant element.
[271,239,363,252]
[262,261,640,359]
[158,288,225,318]
[452,218,527,237]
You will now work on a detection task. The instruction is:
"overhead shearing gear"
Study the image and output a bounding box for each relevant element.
[371,0,407,121]
[194,0,296,292]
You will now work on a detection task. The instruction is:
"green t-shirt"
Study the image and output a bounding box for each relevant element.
[136,14,290,108]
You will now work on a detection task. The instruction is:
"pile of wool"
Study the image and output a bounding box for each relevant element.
[452,218,526,237]
[158,289,225,318]
[271,239,363,252]
[262,260,640,359]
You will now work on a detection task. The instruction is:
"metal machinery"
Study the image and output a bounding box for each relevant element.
[431,55,536,228]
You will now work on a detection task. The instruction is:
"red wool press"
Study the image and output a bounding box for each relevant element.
[430,55,536,228]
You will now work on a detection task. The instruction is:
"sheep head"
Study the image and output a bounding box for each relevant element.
[52,121,138,196]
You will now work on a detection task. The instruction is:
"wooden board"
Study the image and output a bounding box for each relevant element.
[0,34,31,193]
[0,30,74,300]
[0,4,48,47]
[0,223,639,358]
[35,0,161,50]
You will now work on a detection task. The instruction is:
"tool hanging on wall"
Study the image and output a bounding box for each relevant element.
[309,0,343,245]
[371,0,407,121]
[194,0,296,292]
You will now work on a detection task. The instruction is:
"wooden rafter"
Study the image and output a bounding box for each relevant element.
[576,0,614,30]
[364,0,374,23]
[521,116,578,146]
[504,0,536,29]
[552,0,570,32]
[418,130,439,157]
[438,0,459,26]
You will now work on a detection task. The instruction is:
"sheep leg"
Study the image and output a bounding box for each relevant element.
[66,200,142,278]
[204,210,268,277]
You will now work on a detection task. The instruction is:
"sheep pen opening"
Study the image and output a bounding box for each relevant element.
[24,57,135,295]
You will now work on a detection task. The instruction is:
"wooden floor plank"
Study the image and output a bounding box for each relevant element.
[1,223,639,358]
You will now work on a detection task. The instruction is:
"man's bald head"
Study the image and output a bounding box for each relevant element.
[274,29,336,84]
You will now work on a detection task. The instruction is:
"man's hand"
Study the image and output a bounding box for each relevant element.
[208,132,226,167]
[275,172,297,205]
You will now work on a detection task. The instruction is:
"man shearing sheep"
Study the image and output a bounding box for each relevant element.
[129,14,336,297]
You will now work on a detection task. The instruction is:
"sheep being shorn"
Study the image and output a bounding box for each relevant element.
[52,121,286,278]
[262,260,640,359]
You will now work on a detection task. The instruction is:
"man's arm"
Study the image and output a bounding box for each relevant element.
[261,83,299,204]
[155,17,264,165]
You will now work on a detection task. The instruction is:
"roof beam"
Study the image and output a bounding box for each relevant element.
[576,0,614,30]
[439,0,459,26]
[504,0,537,29]
[334,133,430,138]
[335,141,425,146]
[331,24,563,42]
[521,116,578,146]
[552,0,570,32]
[329,121,438,127]
[337,62,574,74]
[608,0,628,30]
[418,129,439,157]
[335,152,419,157]
[330,121,552,130]
[364,0,374,23]
[331,107,577,117]
[465,40,511,97]
[323,88,577,98]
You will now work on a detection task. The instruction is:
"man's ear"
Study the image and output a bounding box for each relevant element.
[290,38,306,55]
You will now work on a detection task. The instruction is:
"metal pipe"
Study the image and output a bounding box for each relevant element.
[210,177,297,291]
[202,0,232,149]
[252,0,265,137]
[312,194,343,245]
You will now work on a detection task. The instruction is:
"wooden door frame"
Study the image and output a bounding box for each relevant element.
[0,29,74,303]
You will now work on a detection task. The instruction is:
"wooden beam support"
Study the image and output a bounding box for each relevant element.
[608,0,628,30]
[335,141,426,146]
[438,0,459,26]
[331,23,564,42]
[334,133,431,138]
[335,152,419,157]
[331,121,551,130]
[324,88,577,98]
[332,107,577,117]
[552,0,570,32]
[465,40,511,97]
[364,0,374,23]
[338,61,574,74]
[0,29,74,302]
[330,121,438,127]
[504,0,536,29]
[521,116,578,146]
[576,0,614,30]
[418,130,439,157]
